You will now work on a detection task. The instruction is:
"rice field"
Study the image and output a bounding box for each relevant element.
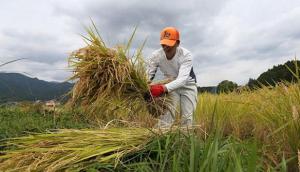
[0,25,299,171]
[0,82,299,171]
[195,82,300,171]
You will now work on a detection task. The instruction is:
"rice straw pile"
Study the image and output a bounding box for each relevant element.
[68,24,171,122]
[0,128,154,171]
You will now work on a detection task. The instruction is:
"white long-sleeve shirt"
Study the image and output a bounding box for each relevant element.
[146,46,196,92]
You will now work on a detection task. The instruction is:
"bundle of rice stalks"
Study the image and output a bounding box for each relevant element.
[0,128,154,171]
[68,23,171,122]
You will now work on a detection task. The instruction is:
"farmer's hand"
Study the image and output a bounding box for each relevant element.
[150,84,167,97]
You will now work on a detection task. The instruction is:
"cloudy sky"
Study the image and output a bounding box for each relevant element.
[0,0,300,86]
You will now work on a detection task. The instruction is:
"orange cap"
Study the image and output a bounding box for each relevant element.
[160,27,180,46]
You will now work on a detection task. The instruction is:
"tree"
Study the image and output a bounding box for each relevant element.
[217,80,238,93]
[247,78,259,89]
[247,60,300,88]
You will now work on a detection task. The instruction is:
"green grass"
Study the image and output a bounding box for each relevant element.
[0,106,91,140]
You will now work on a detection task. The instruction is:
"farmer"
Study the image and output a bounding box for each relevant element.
[147,27,198,128]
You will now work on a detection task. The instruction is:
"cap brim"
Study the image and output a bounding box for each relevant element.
[160,39,176,46]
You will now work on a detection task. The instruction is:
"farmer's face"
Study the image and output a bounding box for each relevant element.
[161,41,179,60]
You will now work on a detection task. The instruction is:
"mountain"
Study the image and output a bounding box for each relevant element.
[0,73,73,102]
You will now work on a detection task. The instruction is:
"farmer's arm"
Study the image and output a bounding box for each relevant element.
[146,54,159,81]
[165,52,193,92]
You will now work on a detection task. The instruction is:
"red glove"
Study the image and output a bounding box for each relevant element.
[150,84,165,97]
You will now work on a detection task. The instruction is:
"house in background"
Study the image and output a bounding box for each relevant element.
[44,100,60,112]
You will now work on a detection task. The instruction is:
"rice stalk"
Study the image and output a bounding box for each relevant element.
[0,128,154,171]
[68,23,172,122]
[196,81,300,169]
[298,149,300,171]
[0,58,26,68]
